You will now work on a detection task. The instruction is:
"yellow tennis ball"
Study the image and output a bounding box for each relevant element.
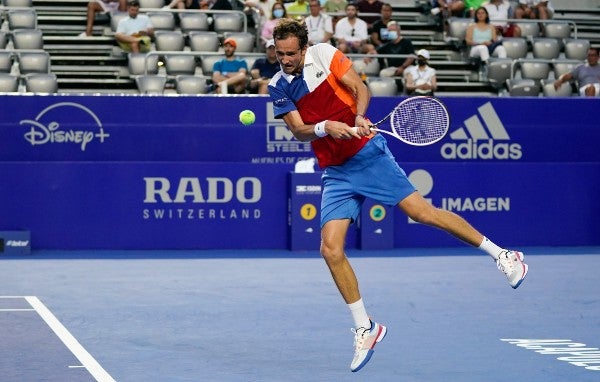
[239,110,256,126]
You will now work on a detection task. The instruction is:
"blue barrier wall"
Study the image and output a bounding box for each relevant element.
[0,95,598,250]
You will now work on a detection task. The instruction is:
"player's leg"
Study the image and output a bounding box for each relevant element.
[320,165,387,372]
[398,191,483,246]
[321,219,388,372]
[397,191,528,288]
[320,218,361,304]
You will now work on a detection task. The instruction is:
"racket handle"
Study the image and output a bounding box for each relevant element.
[351,126,375,134]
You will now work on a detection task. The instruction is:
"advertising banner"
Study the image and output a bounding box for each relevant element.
[0,162,289,249]
[0,95,598,251]
[0,95,598,164]
[393,163,600,247]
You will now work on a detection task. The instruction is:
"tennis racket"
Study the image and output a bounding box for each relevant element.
[354,96,450,146]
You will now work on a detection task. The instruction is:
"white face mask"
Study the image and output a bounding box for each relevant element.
[387,31,398,40]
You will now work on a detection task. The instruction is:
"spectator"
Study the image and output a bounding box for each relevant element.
[286,0,310,18]
[162,0,200,10]
[262,2,288,45]
[483,0,521,37]
[212,38,249,94]
[431,0,465,17]
[334,3,370,54]
[404,49,437,96]
[304,0,333,46]
[356,0,383,30]
[553,48,600,97]
[115,0,154,53]
[243,0,276,33]
[200,0,232,9]
[514,0,553,20]
[465,0,486,17]
[323,0,347,27]
[366,21,415,78]
[249,39,280,94]
[78,0,127,37]
[323,0,347,14]
[370,2,393,49]
[465,6,507,63]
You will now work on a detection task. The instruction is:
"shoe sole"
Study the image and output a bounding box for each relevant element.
[351,325,387,372]
[511,251,528,289]
[512,262,528,289]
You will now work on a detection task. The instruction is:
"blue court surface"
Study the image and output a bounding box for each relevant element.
[1,247,599,382]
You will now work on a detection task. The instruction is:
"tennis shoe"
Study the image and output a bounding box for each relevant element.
[496,250,528,289]
[350,321,387,372]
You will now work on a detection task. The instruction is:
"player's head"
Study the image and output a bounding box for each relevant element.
[273,19,309,75]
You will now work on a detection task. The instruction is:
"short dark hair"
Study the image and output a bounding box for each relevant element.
[273,19,309,50]
[128,0,140,6]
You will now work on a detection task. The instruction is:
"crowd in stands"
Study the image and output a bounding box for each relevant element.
[3,0,597,96]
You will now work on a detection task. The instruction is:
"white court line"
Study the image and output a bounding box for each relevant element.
[24,296,116,382]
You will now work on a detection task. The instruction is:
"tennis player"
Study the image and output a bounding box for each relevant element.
[268,19,528,372]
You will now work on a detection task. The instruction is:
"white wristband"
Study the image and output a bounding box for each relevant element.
[314,120,328,138]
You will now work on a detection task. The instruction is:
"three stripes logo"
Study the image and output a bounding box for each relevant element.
[440,102,522,160]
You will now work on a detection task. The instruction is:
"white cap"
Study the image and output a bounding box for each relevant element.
[266,39,275,48]
[416,49,430,60]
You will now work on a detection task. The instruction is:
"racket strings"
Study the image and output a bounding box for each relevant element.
[391,99,448,145]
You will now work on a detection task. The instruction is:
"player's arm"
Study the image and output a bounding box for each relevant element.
[282,110,359,142]
[339,64,371,135]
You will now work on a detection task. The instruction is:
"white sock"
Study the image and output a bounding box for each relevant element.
[479,236,504,260]
[348,298,371,329]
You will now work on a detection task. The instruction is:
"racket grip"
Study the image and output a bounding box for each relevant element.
[350,126,358,134]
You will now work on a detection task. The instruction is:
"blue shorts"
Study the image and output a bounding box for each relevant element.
[320,134,416,227]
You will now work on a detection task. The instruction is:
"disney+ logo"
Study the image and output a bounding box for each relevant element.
[21,102,109,151]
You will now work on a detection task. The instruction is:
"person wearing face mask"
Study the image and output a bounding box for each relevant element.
[261,2,288,46]
[365,20,414,89]
[404,49,437,96]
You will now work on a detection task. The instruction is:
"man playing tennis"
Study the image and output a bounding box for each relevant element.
[268,19,528,373]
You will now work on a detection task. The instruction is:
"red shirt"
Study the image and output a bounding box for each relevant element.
[269,43,370,168]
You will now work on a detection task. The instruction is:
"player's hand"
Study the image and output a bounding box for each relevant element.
[352,115,371,136]
[324,121,359,140]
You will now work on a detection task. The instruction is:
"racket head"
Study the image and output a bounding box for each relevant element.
[388,96,450,146]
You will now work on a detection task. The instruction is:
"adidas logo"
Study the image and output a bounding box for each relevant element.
[441,102,522,160]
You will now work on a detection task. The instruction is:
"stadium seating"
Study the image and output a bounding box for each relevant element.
[0,51,13,73]
[564,39,590,60]
[189,31,220,52]
[24,73,58,93]
[506,79,540,97]
[0,73,19,92]
[486,58,512,90]
[127,53,160,76]
[367,77,398,96]
[154,30,185,51]
[135,74,167,93]
[7,8,38,30]
[164,54,197,75]
[179,12,210,33]
[0,31,7,49]
[175,75,208,94]
[532,38,561,59]
[502,38,528,60]
[541,78,573,97]
[11,29,43,50]
[147,11,176,31]
[12,0,598,95]
[17,51,50,74]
